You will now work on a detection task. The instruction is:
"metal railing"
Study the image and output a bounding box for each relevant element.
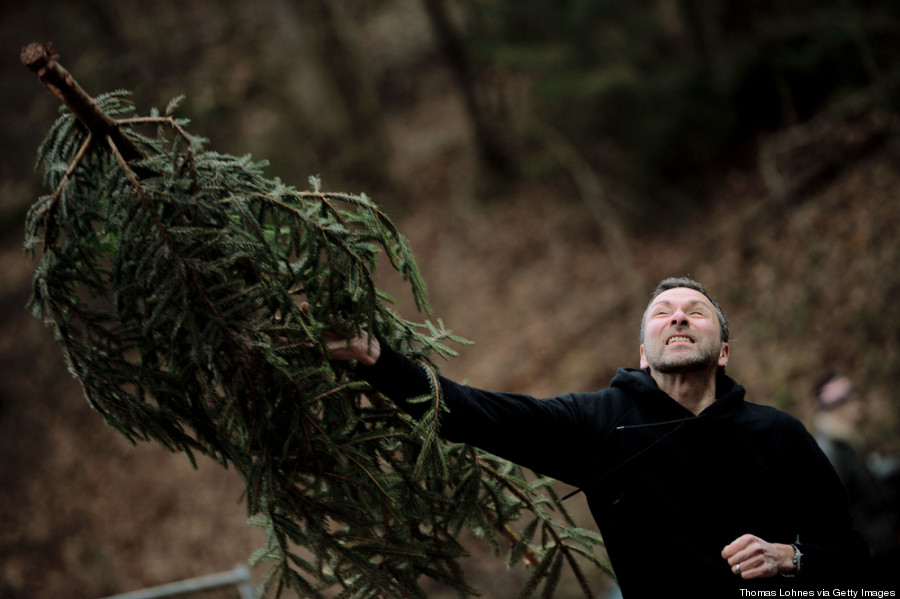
[100,563,254,599]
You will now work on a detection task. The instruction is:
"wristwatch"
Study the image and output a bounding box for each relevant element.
[782,544,802,577]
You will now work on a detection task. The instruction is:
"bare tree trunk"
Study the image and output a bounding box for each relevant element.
[294,0,395,193]
[421,0,516,181]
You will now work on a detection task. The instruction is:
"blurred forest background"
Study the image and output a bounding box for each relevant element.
[2,1,899,597]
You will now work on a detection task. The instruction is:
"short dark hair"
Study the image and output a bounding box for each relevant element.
[641,277,729,344]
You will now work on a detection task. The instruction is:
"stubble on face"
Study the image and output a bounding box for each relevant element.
[645,333,723,374]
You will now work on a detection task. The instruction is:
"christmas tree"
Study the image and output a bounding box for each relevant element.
[22,43,610,598]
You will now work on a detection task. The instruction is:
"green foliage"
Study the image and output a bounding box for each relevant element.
[25,90,609,597]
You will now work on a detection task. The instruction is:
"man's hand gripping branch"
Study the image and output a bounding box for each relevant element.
[301,302,381,366]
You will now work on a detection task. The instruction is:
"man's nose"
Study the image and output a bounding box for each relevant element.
[671,309,688,326]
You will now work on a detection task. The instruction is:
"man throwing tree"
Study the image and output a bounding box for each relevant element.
[322,277,872,597]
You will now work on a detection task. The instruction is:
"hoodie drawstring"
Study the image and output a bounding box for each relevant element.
[557,414,705,503]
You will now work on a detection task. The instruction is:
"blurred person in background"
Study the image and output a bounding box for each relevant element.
[813,374,900,585]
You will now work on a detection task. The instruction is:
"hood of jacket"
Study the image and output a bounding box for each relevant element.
[609,367,746,427]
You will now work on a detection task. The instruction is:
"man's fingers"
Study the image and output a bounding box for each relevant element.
[296,301,380,365]
[723,534,761,577]
[727,544,759,566]
[722,534,786,579]
[734,555,780,579]
[721,533,755,559]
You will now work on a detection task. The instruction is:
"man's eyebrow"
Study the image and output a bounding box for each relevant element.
[648,300,672,311]
[685,299,710,309]
[649,299,711,311]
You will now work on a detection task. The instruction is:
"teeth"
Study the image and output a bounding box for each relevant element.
[667,336,692,345]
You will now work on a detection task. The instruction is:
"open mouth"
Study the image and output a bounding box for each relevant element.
[666,335,694,345]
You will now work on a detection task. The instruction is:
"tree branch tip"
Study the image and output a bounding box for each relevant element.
[21,42,58,72]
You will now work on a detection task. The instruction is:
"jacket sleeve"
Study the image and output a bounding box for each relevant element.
[777,416,873,582]
[355,343,593,486]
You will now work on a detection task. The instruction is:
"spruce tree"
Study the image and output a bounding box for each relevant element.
[21,43,611,598]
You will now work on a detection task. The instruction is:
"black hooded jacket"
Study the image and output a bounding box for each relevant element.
[358,345,871,597]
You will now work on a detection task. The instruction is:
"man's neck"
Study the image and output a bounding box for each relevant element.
[650,369,718,415]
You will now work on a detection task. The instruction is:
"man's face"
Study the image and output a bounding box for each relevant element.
[640,288,729,374]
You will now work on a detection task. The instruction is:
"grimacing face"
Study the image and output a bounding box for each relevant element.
[639,287,729,374]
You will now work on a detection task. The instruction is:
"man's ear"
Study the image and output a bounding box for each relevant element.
[639,344,648,369]
[718,342,730,368]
